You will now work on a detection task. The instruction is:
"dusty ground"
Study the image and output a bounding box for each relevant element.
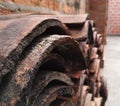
[102,36,120,106]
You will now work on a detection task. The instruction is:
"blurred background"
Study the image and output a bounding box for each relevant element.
[0,0,120,37]
[0,0,107,38]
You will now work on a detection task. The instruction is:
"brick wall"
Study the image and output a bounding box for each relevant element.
[107,0,120,35]
[89,0,108,40]
[0,0,88,14]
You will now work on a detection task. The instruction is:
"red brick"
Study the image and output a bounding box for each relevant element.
[107,0,120,34]
[89,0,108,36]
